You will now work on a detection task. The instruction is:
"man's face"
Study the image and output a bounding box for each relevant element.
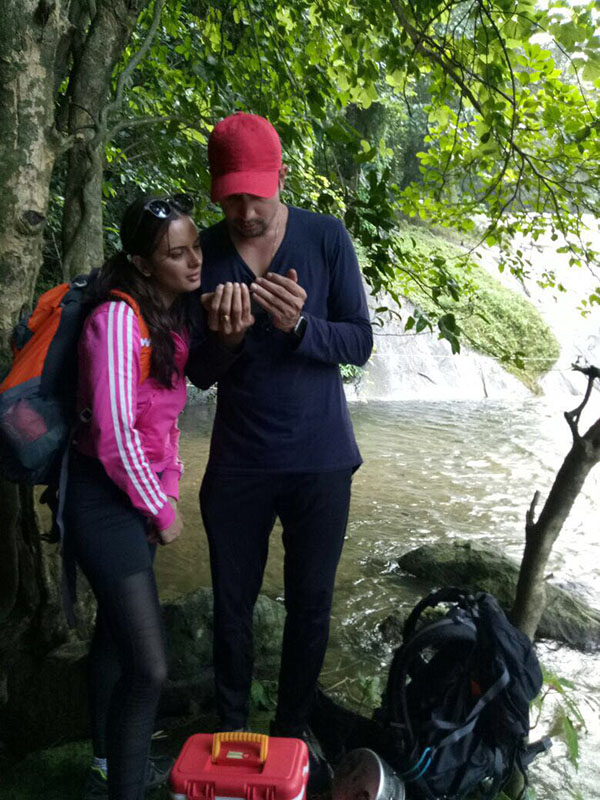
[220,191,280,239]
[219,165,287,238]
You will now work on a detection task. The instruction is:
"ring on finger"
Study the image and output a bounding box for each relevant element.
[222,314,230,322]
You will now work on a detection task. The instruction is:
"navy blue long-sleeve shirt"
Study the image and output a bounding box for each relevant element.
[186,205,373,473]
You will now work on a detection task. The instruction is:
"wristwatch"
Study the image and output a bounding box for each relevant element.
[292,315,307,341]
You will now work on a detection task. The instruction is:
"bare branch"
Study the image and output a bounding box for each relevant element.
[564,362,600,437]
[573,362,600,381]
[389,0,484,113]
[526,490,540,532]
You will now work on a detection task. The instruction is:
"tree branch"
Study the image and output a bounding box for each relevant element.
[565,362,600,439]
[526,490,540,532]
[107,113,207,141]
[389,0,485,114]
[91,0,165,149]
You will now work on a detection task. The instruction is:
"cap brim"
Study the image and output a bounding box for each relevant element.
[211,170,280,202]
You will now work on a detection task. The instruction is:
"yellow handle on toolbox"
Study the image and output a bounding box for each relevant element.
[212,732,269,764]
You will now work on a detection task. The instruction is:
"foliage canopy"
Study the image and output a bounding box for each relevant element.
[44,0,600,358]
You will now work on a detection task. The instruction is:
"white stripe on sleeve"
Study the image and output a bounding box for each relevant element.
[121,304,167,504]
[106,302,164,514]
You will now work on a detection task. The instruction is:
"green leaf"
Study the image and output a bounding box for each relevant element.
[250,680,276,711]
[415,312,430,333]
[563,716,580,768]
[327,122,354,143]
[583,57,600,82]
[353,146,378,164]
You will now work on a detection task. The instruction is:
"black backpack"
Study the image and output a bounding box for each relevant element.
[378,588,549,799]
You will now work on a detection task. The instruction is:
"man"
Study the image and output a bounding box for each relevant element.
[187,112,372,763]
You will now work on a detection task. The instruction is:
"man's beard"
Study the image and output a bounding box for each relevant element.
[233,219,268,238]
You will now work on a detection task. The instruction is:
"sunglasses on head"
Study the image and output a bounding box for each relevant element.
[144,193,195,218]
[127,194,195,254]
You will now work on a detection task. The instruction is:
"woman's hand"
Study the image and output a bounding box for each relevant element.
[147,499,182,546]
[201,281,255,349]
[157,510,183,545]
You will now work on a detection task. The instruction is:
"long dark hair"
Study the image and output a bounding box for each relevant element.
[92,195,199,388]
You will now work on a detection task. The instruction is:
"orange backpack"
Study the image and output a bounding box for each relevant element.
[0,273,151,485]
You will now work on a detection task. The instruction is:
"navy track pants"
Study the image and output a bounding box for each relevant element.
[200,468,352,733]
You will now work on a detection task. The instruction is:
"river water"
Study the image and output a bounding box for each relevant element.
[155,397,600,799]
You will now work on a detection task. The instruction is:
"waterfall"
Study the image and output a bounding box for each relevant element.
[349,226,600,403]
[350,300,531,402]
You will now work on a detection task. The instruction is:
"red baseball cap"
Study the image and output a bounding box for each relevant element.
[208,112,282,202]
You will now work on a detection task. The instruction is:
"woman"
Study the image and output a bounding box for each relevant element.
[63,194,202,800]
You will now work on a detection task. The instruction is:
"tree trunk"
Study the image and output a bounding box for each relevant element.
[0,480,66,649]
[0,0,149,753]
[0,0,68,616]
[0,3,76,748]
[512,409,600,639]
[62,146,105,279]
[61,0,151,278]
[0,0,69,347]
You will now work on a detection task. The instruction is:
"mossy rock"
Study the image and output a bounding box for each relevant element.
[396,540,600,650]
[0,740,92,800]
[1,640,90,755]
[391,225,560,391]
[0,708,280,800]
[161,588,285,717]
[1,589,285,757]
[163,587,284,681]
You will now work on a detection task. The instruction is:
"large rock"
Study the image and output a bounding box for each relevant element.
[1,589,285,754]
[2,640,90,753]
[396,540,600,650]
[161,588,285,717]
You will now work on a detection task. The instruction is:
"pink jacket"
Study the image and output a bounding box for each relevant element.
[74,300,188,531]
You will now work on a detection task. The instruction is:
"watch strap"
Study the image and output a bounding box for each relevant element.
[292,315,307,340]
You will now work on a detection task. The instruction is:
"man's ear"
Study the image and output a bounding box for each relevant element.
[132,255,152,278]
[278,164,289,192]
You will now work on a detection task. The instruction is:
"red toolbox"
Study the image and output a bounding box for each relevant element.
[169,732,309,800]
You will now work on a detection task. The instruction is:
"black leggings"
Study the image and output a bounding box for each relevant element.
[64,452,167,800]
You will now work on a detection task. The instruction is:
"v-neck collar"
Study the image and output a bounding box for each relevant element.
[226,205,292,279]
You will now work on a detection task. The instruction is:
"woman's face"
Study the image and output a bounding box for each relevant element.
[148,216,202,307]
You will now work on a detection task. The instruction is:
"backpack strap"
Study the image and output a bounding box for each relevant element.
[109,289,152,383]
[431,667,510,744]
[385,613,478,746]
[403,587,475,641]
[395,651,509,800]
[380,604,479,782]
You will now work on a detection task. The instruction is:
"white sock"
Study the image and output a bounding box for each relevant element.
[92,756,108,775]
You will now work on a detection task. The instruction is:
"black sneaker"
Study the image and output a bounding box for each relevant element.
[270,722,333,795]
[82,755,174,798]
[144,754,174,789]
[300,726,334,796]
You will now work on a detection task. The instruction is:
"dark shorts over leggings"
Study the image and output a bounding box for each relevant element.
[64,451,167,800]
